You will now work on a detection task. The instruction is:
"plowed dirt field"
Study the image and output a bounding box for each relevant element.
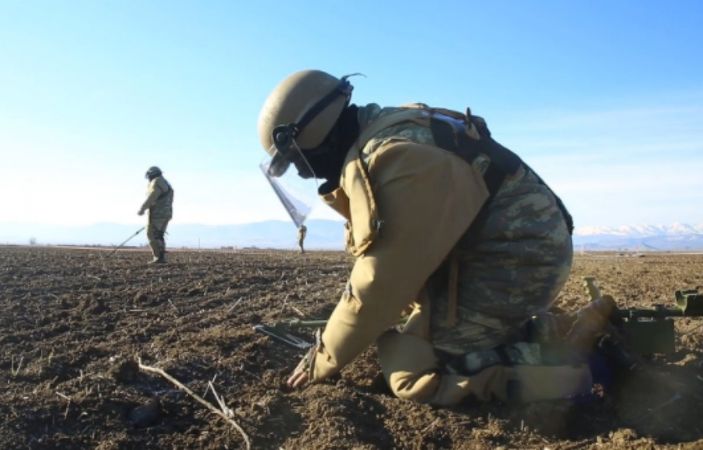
[1,246,702,449]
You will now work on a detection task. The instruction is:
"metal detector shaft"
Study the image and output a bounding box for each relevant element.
[108,226,145,256]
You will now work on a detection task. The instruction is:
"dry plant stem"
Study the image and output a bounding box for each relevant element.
[56,392,71,420]
[227,297,243,313]
[208,381,234,417]
[420,418,440,434]
[11,356,24,376]
[137,358,250,450]
[289,305,305,317]
[687,321,703,335]
[202,374,218,399]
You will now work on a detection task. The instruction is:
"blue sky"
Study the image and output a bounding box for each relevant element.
[1,0,701,230]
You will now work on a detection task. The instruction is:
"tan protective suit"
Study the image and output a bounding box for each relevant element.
[305,104,590,406]
[139,176,173,260]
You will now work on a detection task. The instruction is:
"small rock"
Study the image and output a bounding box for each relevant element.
[128,397,161,428]
[89,298,108,314]
[111,358,139,383]
[514,400,571,437]
[133,291,148,304]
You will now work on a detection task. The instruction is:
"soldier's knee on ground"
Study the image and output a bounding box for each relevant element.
[377,331,473,406]
[378,331,437,401]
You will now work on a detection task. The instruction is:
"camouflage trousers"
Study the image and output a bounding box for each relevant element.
[428,167,573,355]
[147,215,171,259]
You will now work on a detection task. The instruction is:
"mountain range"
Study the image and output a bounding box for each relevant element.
[0,220,345,250]
[1,220,702,251]
[571,223,703,251]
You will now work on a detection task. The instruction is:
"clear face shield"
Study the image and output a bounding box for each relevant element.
[260,125,319,228]
[260,74,358,229]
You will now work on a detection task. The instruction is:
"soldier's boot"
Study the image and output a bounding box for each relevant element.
[468,364,592,403]
[148,243,166,264]
[147,240,160,263]
[153,247,167,264]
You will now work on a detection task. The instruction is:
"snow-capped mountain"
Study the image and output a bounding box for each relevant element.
[2,221,703,251]
[573,223,703,251]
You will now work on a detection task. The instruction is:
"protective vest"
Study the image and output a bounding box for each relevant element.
[330,104,574,354]
[145,176,174,219]
[356,103,571,239]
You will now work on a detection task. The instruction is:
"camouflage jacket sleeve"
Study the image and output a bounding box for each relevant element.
[310,140,489,381]
[140,179,165,213]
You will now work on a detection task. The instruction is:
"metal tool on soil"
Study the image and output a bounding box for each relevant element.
[252,324,313,349]
[107,226,145,257]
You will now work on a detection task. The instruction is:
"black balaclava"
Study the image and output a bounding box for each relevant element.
[296,105,359,193]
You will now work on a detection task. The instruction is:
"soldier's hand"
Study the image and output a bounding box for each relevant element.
[286,342,316,389]
[286,367,309,388]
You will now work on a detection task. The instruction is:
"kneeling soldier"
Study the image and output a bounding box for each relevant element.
[258,70,590,406]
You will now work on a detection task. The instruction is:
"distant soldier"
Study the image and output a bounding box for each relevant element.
[138,166,174,264]
[297,224,307,254]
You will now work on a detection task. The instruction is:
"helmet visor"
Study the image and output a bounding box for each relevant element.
[260,159,319,228]
[264,125,319,179]
[260,124,321,228]
[265,141,304,178]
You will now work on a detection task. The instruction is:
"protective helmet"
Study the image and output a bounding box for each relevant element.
[257,70,353,177]
[145,166,162,179]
